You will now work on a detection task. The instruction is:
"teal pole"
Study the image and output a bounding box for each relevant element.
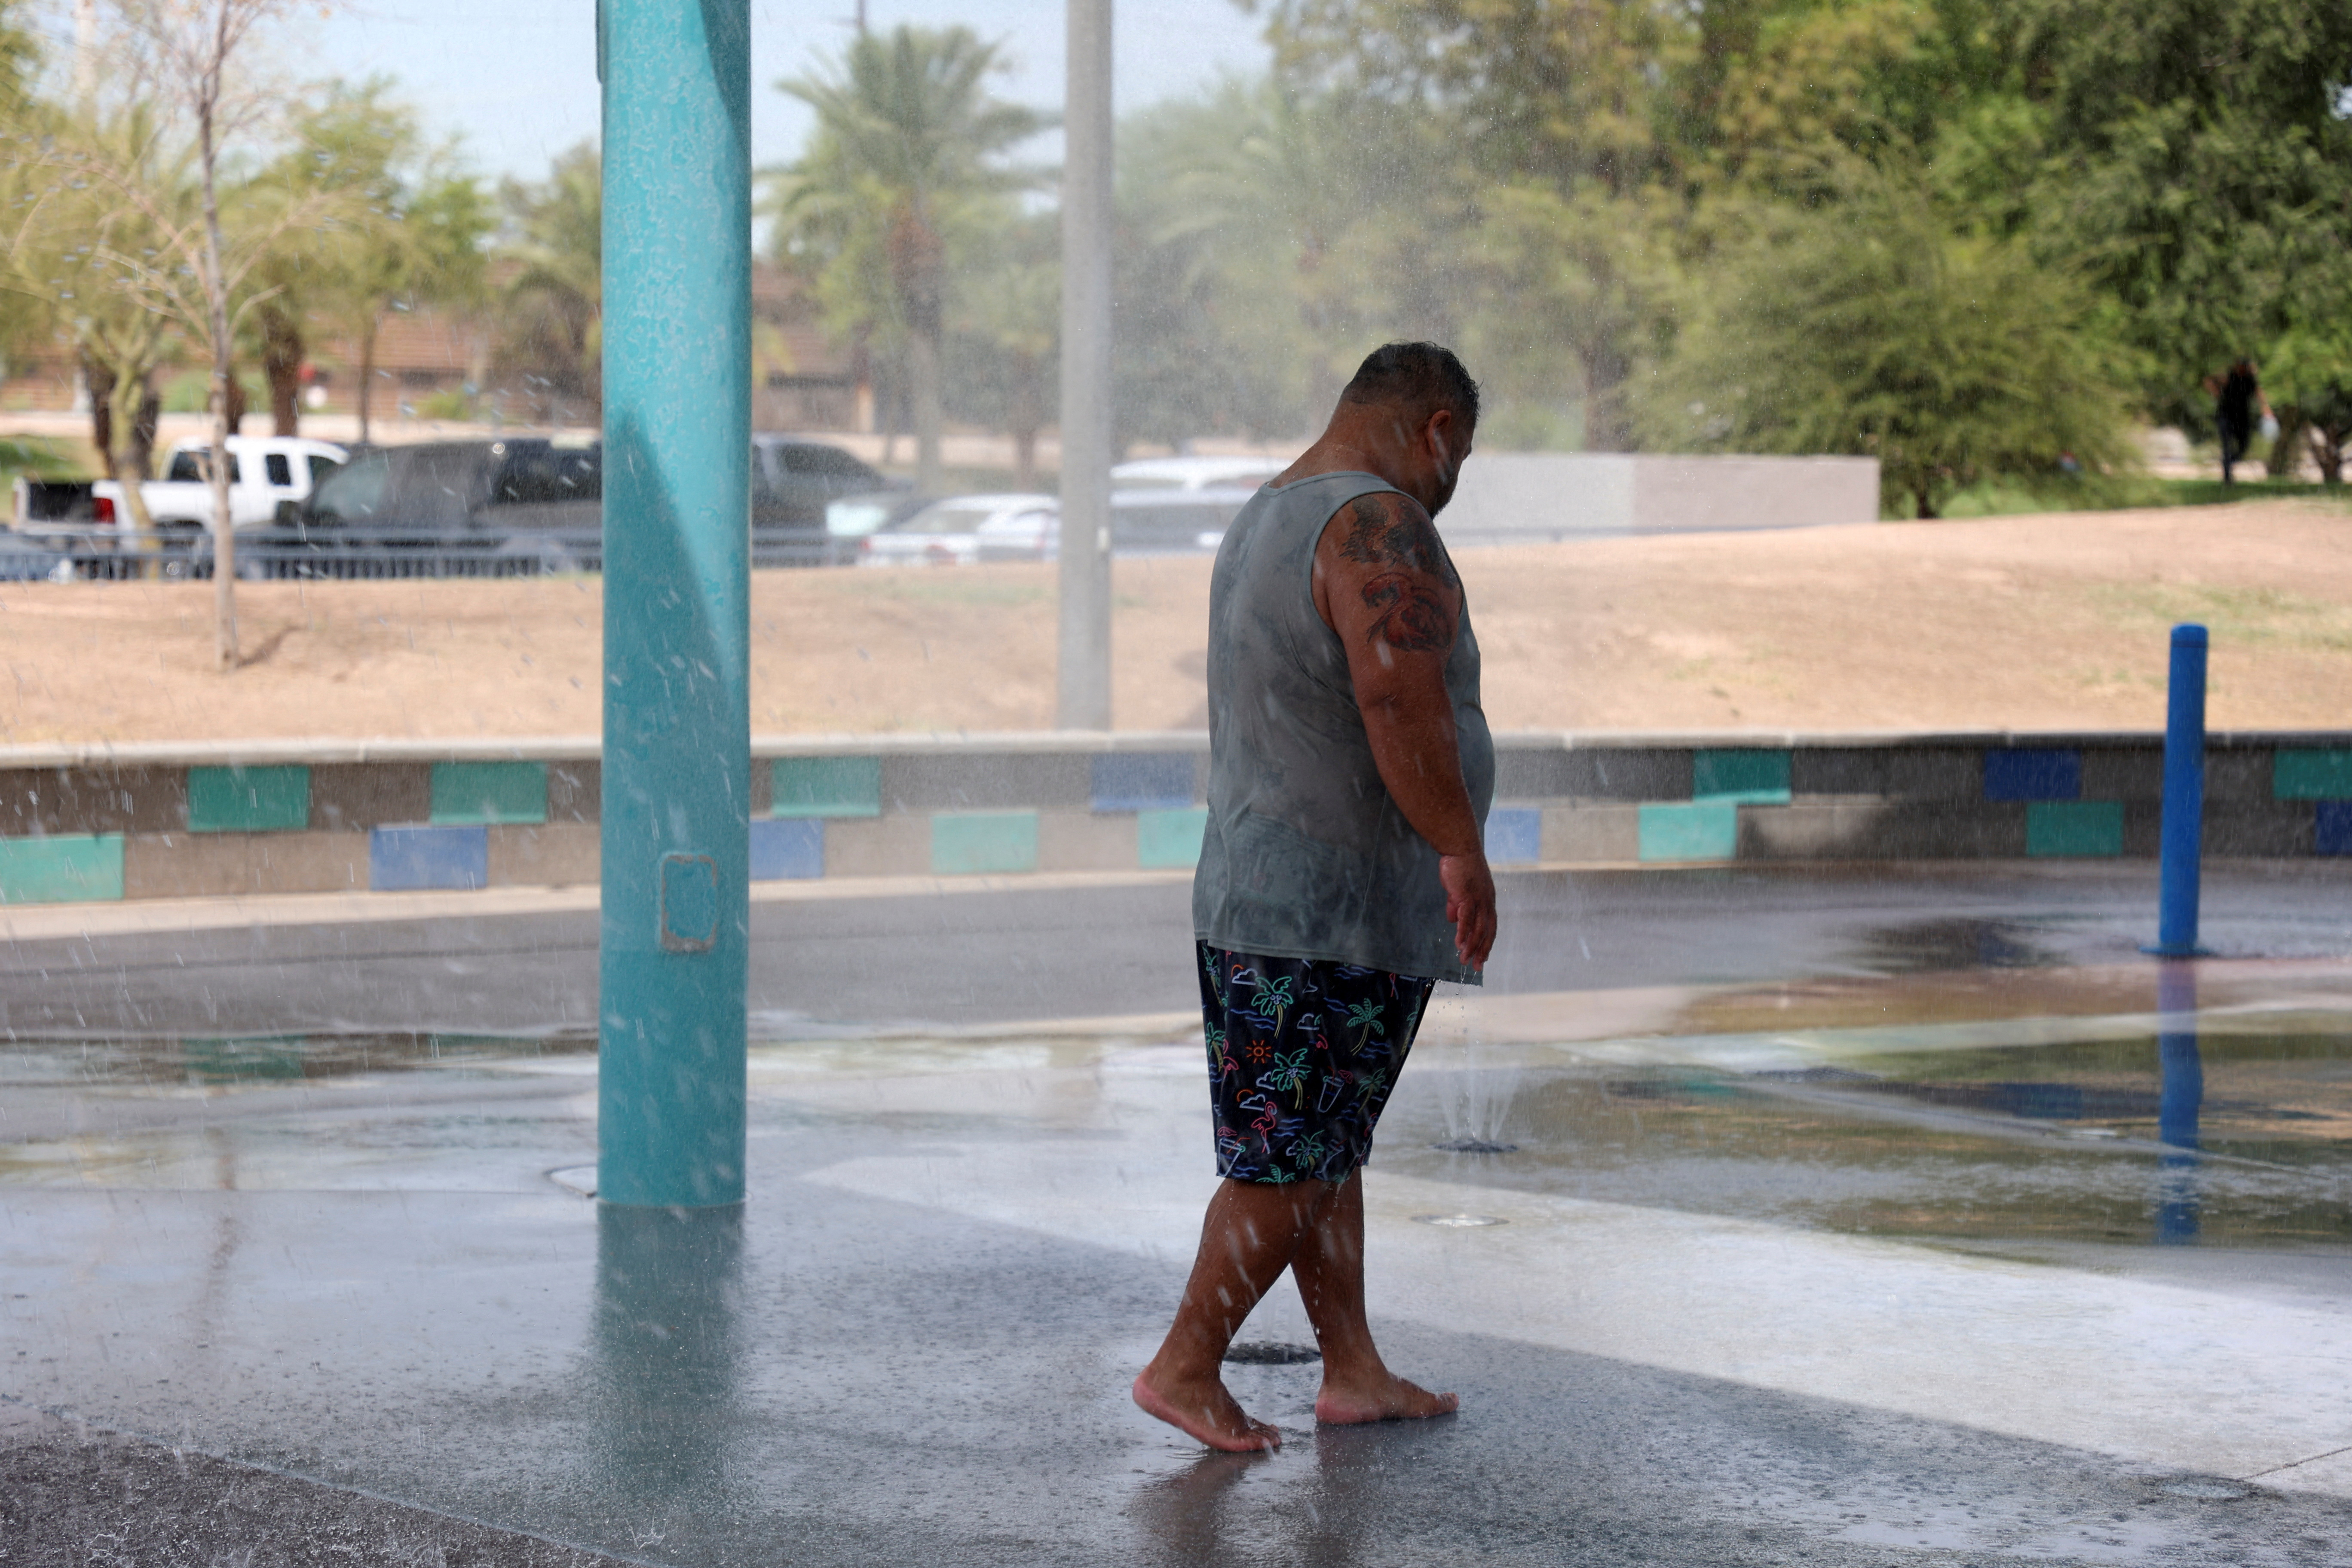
[595,0,751,1207]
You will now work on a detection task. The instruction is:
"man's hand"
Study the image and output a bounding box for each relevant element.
[1439,851,1496,971]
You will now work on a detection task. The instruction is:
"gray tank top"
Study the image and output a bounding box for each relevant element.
[1191,470,1494,985]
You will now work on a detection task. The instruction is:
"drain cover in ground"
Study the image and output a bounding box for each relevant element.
[1224,1341,1321,1365]
[2160,1482,2249,1501]
[1412,1213,1507,1228]
[1430,1138,1519,1154]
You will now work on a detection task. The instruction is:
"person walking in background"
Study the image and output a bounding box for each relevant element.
[2214,358,2269,485]
[1132,342,1495,1453]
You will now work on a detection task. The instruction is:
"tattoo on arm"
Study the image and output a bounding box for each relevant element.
[1360,572,1455,653]
[1336,492,1458,653]
[1338,493,1458,587]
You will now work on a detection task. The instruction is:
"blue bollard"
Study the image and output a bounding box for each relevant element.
[2149,624,2208,957]
[595,0,753,1207]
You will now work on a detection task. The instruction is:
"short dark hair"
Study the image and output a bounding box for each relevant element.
[1339,342,1480,431]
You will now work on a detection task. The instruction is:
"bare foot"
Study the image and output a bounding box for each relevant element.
[1132,1370,1283,1452]
[1314,1370,1459,1426]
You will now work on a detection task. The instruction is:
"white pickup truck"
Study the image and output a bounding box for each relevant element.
[13,435,348,536]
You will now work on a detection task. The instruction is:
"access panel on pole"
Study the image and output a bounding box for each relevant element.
[597,0,753,1208]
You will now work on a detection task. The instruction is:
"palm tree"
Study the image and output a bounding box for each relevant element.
[769,25,1047,493]
[496,144,602,423]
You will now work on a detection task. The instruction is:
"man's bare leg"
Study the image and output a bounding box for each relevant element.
[1135,1177,1333,1452]
[1293,1173,1459,1424]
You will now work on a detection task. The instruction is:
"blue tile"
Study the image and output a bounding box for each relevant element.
[0,833,124,903]
[370,825,487,891]
[1091,753,1194,812]
[932,812,1039,875]
[2317,802,2352,857]
[1692,749,1792,805]
[1137,807,1208,869]
[771,756,882,818]
[1484,807,1542,865]
[1984,749,2081,802]
[1638,802,1738,862]
[2025,800,2123,858]
[749,818,825,880]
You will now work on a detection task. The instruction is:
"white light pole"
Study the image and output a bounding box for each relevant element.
[1057,0,1113,730]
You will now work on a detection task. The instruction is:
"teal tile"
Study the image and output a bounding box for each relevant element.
[1638,802,1738,862]
[2273,748,2352,801]
[772,756,882,818]
[1138,807,1208,869]
[1692,748,1792,805]
[2025,799,2123,858]
[931,811,1038,875]
[0,833,125,903]
[187,765,310,833]
[430,761,548,825]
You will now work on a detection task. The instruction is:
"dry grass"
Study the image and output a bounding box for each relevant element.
[3,498,2347,745]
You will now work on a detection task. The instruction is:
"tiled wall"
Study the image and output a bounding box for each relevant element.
[3,736,2348,904]
[1476,741,2352,867]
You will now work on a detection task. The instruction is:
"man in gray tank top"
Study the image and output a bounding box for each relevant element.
[1134,343,1495,1452]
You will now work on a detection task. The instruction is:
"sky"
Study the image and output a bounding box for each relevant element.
[296,0,1274,182]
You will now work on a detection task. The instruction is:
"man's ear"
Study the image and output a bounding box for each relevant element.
[1427,410,1454,473]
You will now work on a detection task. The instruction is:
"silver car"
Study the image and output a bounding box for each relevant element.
[858,494,1058,567]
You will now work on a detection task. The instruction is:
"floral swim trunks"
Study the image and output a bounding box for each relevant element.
[1197,941,1436,1184]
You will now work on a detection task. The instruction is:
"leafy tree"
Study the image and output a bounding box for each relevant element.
[1634,167,2133,517]
[1,98,198,535]
[943,208,1057,489]
[494,142,601,423]
[2016,0,2352,423]
[1114,77,1468,445]
[2266,325,2352,486]
[767,24,1047,492]
[260,79,487,439]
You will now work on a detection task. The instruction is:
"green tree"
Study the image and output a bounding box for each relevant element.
[767,25,1047,492]
[260,79,488,439]
[492,143,600,423]
[2016,0,2352,424]
[2267,325,2352,486]
[1,98,196,535]
[1114,77,1467,447]
[1634,168,2133,517]
[943,208,1057,489]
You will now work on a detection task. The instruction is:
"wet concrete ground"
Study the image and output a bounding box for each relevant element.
[4,862,2352,1563]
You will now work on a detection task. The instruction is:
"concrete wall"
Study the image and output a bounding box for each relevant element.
[1,729,2347,905]
[1439,454,1882,543]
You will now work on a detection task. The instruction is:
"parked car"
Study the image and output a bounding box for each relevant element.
[824,489,931,562]
[1111,455,1288,492]
[274,437,600,574]
[977,487,1258,563]
[859,494,1058,567]
[864,486,1256,567]
[753,435,898,540]
[12,435,346,566]
[1110,486,1257,554]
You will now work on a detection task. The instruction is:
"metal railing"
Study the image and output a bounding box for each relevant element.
[9,524,844,581]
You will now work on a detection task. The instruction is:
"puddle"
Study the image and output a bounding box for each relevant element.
[1384,1021,2352,1252]
[0,1031,595,1089]
[1846,917,2070,974]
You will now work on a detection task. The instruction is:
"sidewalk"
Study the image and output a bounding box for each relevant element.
[4,861,2350,1562]
[4,996,2349,1564]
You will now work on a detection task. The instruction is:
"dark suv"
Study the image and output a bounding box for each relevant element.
[268,437,890,573]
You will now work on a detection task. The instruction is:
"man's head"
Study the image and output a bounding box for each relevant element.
[1329,342,1480,515]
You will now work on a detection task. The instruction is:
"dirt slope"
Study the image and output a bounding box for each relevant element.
[2,499,2346,745]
